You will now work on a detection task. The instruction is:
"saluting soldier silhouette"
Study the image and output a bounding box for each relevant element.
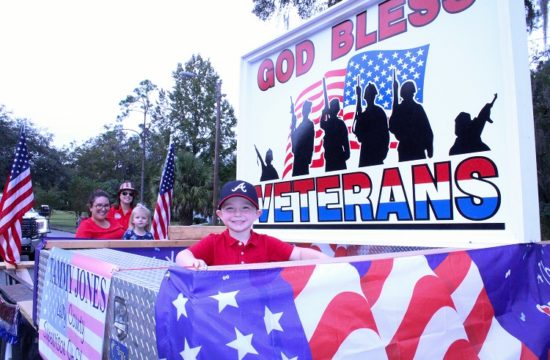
[389,73,434,162]
[290,98,315,176]
[255,145,279,181]
[449,93,497,155]
[353,80,390,167]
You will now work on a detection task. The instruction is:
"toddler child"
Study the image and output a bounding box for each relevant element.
[122,203,154,240]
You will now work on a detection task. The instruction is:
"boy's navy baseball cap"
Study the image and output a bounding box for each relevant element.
[218,180,259,209]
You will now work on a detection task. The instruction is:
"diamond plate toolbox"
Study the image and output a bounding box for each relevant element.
[37,248,173,359]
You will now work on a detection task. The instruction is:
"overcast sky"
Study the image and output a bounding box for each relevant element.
[0,0,287,147]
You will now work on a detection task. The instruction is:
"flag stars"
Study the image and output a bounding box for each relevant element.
[211,290,239,313]
[263,306,284,334]
[172,293,189,320]
[226,327,258,360]
[180,339,201,360]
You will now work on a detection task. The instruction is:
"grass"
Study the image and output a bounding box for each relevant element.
[49,210,78,233]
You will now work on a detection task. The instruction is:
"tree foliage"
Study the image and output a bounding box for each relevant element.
[0,106,69,209]
[530,61,550,238]
[151,55,237,222]
[252,0,342,21]
[171,150,212,225]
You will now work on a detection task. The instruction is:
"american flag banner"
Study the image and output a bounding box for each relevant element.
[155,243,549,359]
[283,45,429,179]
[0,127,34,264]
[152,142,175,240]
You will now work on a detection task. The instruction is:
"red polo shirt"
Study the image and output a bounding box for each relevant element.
[189,229,294,266]
[107,205,132,229]
[75,218,125,239]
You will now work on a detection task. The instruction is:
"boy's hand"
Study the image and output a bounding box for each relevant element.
[192,259,208,271]
[176,249,208,270]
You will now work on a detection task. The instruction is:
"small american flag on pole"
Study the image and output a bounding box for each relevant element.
[152,142,176,240]
[0,127,34,265]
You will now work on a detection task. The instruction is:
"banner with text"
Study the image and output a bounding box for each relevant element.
[39,248,116,360]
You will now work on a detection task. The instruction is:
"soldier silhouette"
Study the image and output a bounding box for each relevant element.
[321,98,350,172]
[290,98,314,176]
[353,81,389,166]
[449,94,497,155]
[389,77,434,162]
[255,145,279,181]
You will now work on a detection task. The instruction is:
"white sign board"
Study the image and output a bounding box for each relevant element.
[238,0,539,248]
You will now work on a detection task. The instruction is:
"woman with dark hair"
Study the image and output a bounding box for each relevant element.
[75,189,125,239]
[107,181,137,229]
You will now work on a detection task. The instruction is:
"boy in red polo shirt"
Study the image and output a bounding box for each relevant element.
[176,180,328,269]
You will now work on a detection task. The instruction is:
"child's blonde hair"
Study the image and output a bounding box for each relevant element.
[128,203,152,232]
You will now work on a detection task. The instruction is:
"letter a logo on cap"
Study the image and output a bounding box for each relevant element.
[219,180,259,209]
[232,182,248,193]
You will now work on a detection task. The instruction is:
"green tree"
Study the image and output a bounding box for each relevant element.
[68,129,142,198]
[531,61,550,239]
[157,55,237,163]
[251,0,342,21]
[0,106,69,210]
[117,79,159,202]
[170,150,212,225]
[152,55,237,222]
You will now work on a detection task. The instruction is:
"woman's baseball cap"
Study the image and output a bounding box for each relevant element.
[218,180,259,209]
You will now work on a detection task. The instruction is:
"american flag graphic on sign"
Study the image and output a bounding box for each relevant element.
[0,127,34,264]
[155,243,549,359]
[283,45,429,179]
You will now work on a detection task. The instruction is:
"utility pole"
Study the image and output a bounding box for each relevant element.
[212,80,222,225]
[139,112,147,203]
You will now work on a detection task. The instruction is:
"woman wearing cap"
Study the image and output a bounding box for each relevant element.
[107,181,137,230]
[75,189,125,239]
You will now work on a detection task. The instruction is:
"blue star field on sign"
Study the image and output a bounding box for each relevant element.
[343,44,429,110]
